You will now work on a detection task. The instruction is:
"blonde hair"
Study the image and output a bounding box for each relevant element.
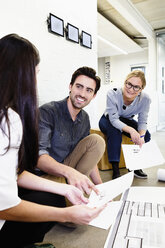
[125,70,146,89]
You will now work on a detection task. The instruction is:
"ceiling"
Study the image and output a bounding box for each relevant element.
[97,0,165,57]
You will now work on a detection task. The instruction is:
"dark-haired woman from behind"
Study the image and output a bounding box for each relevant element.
[0,34,104,248]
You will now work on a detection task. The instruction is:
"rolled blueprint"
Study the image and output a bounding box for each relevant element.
[157,168,165,182]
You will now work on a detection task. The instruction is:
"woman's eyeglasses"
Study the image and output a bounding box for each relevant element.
[125,81,142,92]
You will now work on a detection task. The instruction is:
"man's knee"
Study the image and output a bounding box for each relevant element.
[86,134,105,155]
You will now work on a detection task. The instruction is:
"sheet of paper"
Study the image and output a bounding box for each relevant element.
[157,168,165,181]
[104,204,165,248]
[104,186,165,248]
[89,201,122,230]
[88,171,134,208]
[87,172,134,229]
[122,140,165,170]
[125,186,165,204]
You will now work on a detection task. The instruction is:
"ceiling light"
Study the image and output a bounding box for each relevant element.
[98,35,128,54]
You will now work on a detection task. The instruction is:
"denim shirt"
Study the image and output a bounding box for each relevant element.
[39,97,90,163]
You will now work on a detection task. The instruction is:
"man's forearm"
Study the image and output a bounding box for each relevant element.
[37,154,73,178]
[37,154,98,195]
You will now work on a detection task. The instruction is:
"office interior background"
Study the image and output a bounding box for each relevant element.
[1,0,165,134]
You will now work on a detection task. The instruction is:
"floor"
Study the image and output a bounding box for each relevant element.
[44,131,165,248]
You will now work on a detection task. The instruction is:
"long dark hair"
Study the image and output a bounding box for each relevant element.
[0,34,40,174]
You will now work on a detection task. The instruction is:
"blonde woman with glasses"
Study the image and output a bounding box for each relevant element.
[99,70,151,179]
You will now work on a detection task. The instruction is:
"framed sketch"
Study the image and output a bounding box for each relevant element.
[105,61,110,84]
[162,67,164,77]
[162,67,165,94]
[131,66,145,74]
[162,80,164,94]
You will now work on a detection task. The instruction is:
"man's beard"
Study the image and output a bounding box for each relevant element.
[70,95,87,109]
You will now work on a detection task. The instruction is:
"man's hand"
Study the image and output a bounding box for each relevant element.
[66,167,99,195]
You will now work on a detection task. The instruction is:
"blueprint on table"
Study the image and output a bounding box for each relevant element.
[104,187,165,248]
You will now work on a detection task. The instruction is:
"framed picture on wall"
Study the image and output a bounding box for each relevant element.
[105,61,110,84]
[131,66,145,74]
[162,67,164,77]
[162,80,164,94]
[162,67,165,94]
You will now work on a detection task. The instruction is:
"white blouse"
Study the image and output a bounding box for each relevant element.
[0,108,22,229]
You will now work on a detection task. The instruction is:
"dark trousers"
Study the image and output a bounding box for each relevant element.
[0,188,66,248]
[99,115,151,163]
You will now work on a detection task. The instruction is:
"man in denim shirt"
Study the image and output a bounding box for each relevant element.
[37,67,105,195]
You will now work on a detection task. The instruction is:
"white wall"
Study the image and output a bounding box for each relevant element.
[99,50,148,86]
[98,50,158,132]
[0,0,99,127]
[0,1,159,131]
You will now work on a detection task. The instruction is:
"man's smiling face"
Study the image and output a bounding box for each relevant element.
[69,75,96,109]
